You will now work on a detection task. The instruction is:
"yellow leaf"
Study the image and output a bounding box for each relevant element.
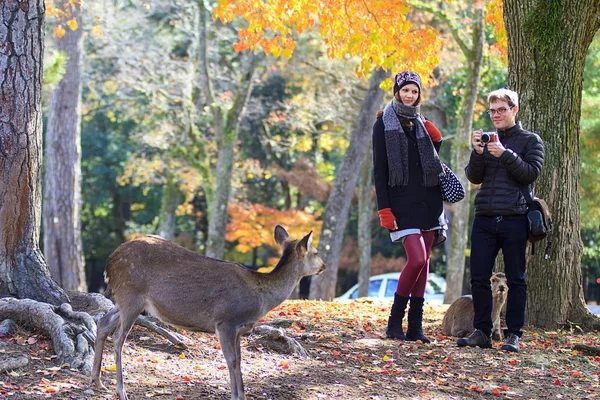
[179,353,186,359]
[66,19,78,30]
[106,364,117,371]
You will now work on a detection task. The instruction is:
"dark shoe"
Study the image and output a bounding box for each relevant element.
[386,294,409,340]
[501,333,520,352]
[457,329,492,349]
[405,297,431,344]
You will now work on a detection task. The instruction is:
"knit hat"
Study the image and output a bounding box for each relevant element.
[393,70,422,104]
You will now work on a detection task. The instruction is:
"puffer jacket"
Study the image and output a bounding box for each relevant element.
[465,122,544,216]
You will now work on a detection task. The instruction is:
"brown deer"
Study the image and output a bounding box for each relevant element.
[441,272,508,341]
[91,226,325,400]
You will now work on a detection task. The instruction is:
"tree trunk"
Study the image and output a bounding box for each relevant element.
[357,149,373,298]
[445,2,486,304]
[43,0,86,292]
[158,175,181,241]
[309,68,389,300]
[504,0,600,329]
[0,0,68,306]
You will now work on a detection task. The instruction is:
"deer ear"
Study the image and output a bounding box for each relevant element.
[297,231,313,256]
[274,225,289,247]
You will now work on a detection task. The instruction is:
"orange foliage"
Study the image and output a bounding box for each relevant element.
[226,203,322,253]
[214,0,444,82]
[485,0,507,62]
[46,0,81,38]
[272,158,332,202]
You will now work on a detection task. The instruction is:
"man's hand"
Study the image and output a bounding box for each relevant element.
[487,141,506,158]
[472,130,484,154]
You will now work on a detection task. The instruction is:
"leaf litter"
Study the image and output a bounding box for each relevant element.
[0,299,598,399]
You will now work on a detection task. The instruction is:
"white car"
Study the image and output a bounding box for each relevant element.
[335,272,446,305]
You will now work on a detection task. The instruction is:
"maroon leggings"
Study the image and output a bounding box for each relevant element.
[396,230,435,297]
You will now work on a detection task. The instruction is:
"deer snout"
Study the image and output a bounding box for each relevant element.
[498,285,506,292]
[316,263,327,275]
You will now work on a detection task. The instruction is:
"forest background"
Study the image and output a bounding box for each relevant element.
[2,0,600,315]
[35,0,600,302]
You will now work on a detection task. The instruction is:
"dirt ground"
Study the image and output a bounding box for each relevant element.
[1,299,599,399]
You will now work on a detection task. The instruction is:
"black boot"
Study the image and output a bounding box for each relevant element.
[386,294,409,340]
[406,297,431,343]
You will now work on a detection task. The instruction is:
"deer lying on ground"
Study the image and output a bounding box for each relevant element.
[91,226,326,400]
[441,272,508,341]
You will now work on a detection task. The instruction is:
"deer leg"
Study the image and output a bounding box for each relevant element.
[216,324,244,400]
[113,301,144,400]
[92,307,120,391]
[234,331,244,397]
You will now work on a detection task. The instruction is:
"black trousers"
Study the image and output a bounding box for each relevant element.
[470,215,528,337]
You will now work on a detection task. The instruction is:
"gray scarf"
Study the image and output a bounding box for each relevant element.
[382,98,442,187]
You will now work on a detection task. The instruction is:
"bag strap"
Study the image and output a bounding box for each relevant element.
[518,184,535,207]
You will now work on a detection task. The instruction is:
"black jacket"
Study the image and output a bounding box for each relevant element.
[372,116,443,231]
[465,122,544,216]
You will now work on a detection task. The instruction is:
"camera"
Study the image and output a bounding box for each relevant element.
[481,132,498,144]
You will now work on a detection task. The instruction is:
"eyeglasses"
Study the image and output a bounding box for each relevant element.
[486,106,514,116]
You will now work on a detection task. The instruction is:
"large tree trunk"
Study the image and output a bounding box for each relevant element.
[504,0,600,329]
[444,2,486,304]
[309,68,389,300]
[0,0,68,306]
[357,150,373,298]
[43,0,86,292]
[197,2,258,259]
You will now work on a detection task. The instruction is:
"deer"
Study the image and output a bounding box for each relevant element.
[441,272,508,341]
[91,225,326,400]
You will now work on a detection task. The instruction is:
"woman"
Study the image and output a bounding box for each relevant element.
[372,70,446,343]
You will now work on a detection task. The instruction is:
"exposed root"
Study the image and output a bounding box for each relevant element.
[573,344,600,356]
[0,298,94,373]
[0,341,29,373]
[252,325,309,357]
[68,291,188,349]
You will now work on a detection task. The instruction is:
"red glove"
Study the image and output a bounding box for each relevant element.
[424,120,442,142]
[378,208,397,230]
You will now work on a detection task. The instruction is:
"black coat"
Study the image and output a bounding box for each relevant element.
[372,116,443,231]
[465,122,544,216]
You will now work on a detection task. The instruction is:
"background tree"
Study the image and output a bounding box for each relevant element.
[43,0,87,291]
[503,0,600,329]
[200,1,260,259]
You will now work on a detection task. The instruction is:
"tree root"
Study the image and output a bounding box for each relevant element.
[0,341,29,373]
[0,293,189,375]
[252,325,309,357]
[573,344,600,356]
[68,291,188,349]
[0,298,94,373]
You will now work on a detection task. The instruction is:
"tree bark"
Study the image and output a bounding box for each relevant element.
[158,175,182,241]
[357,149,373,298]
[445,2,486,304]
[504,0,600,329]
[309,68,389,300]
[0,0,68,306]
[43,0,86,292]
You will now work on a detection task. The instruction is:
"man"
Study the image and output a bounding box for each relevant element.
[458,89,544,352]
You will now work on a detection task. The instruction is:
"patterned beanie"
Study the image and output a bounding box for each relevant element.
[393,70,422,104]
